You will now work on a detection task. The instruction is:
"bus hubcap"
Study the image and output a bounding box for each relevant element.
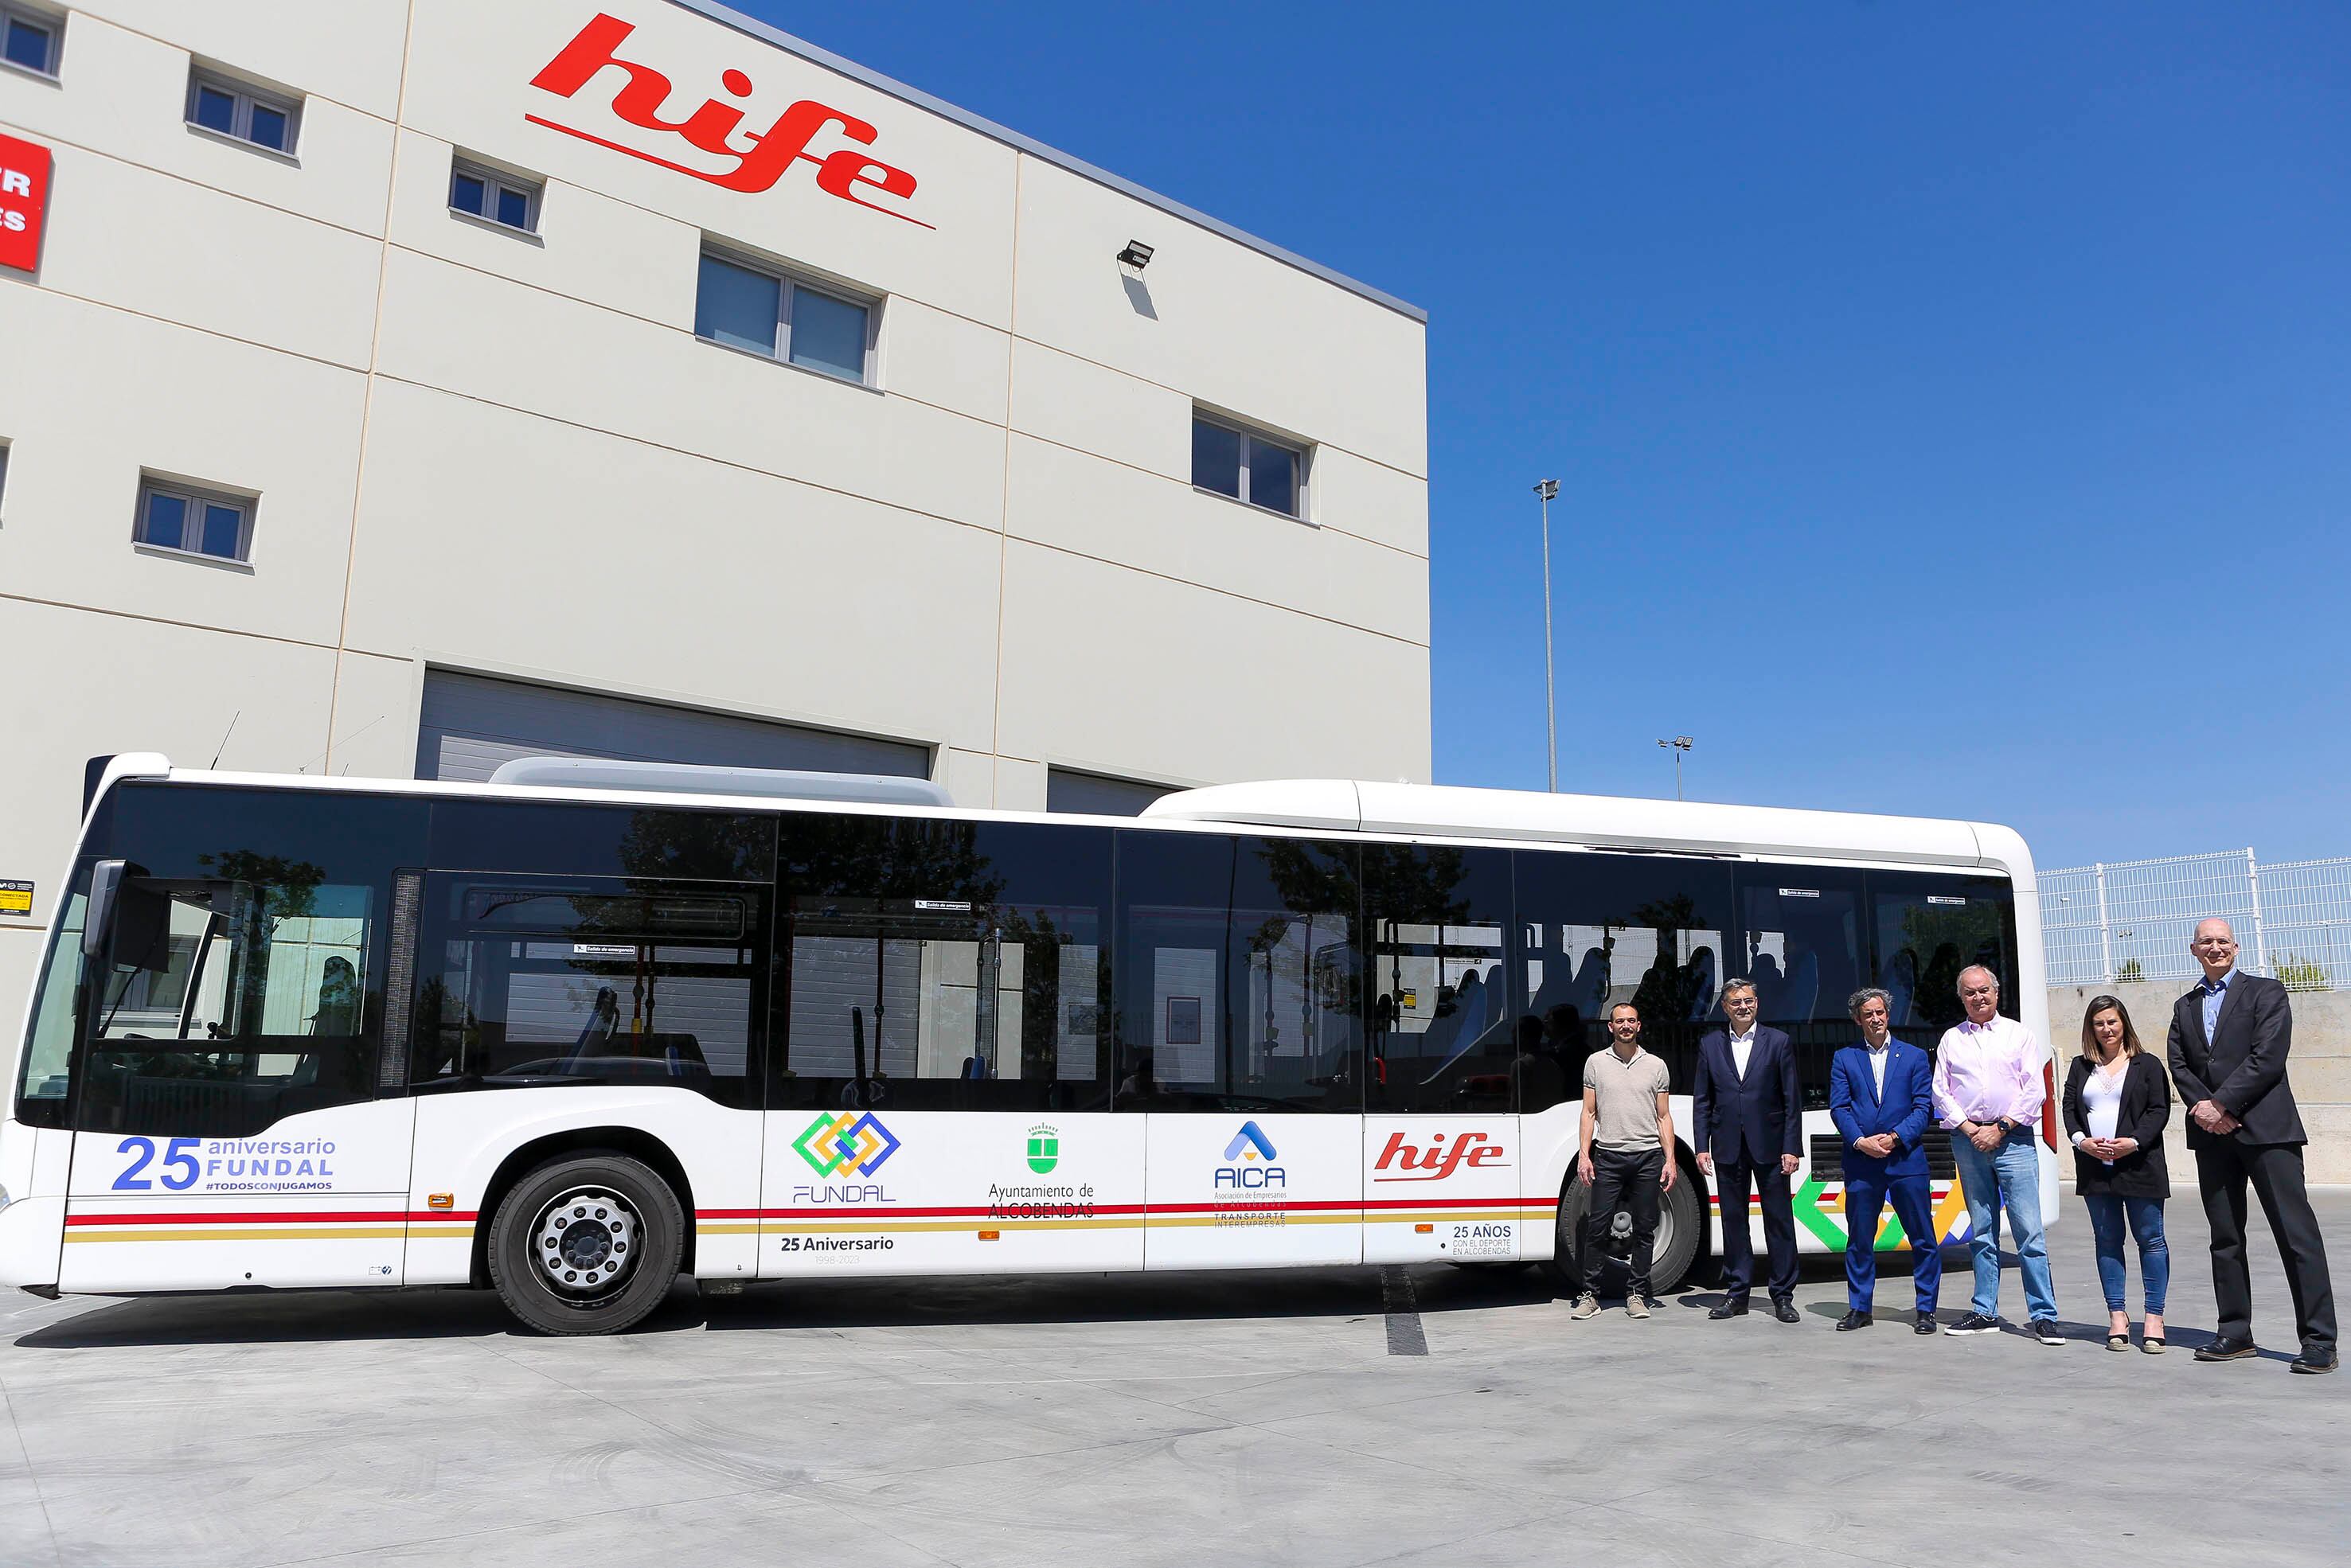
[535,1188,638,1295]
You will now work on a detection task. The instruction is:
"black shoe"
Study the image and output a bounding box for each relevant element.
[2029,1319,2066,1346]
[2290,1345,2338,1375]
[1771,1297,1802,1324]
[1915,1312,1939,1336]
[2196,1336,2259,1363]
[1835,1310,1873,1332]
[1708,1299,1750,1320]
[1944,1313,2001,1336]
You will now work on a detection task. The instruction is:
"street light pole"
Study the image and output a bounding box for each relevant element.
[1656,735,1693,801]
[1534,480,1560,792]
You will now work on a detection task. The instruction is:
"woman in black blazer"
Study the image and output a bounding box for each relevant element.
[2062,995,2172,1353]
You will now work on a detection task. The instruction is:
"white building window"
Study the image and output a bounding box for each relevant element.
[0,4,61,78]
[186,67,300,154]
[694,251,876,386]
[135,478,254,564]
[1193,414,1305,518]
[449,158,541,234]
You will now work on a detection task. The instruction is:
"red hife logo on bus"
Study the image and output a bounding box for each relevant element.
[525,12,932,228]
[1373,1131,1508,1182]
[0,132,53,274]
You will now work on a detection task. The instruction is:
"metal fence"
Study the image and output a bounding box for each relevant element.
[2041,849,2351,992]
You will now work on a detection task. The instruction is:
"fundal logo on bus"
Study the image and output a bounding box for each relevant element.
[1372,1130,1507,1182]
[792,1111,901,1177]
[525,12,932,227]
[1215,1120,1284,1189]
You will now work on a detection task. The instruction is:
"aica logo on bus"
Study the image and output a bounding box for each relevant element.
[525,12,932,228]
[1215,1121,1283,1189]
[790,1110,900,1203]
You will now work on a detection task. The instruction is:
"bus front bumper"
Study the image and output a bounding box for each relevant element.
[0,1193,63,1291]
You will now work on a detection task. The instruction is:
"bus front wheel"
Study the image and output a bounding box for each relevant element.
[1545,1159,1704,1297]
[488,1153,685,1336]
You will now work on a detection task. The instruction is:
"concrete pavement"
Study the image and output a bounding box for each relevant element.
[2,1192,2346,1567]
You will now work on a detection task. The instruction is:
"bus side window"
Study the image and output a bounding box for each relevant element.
[1111,831,1362,1114]
[1511,848,1736,1102]
[413,876,768,1110]
[1732,869,1865,1107]
[1361,843,1516,1114]
[772,815,1113,1113]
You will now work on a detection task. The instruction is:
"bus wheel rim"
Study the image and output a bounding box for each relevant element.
[534,1188,639,1297]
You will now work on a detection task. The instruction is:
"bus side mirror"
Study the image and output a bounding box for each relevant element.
[81,861,125,961]
[81,861,168,970]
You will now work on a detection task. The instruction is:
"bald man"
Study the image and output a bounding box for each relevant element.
[2169,919,2336,1373]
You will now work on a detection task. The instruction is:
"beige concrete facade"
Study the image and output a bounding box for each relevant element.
[0,3,1431,1028]
[2048,983,2351,1184]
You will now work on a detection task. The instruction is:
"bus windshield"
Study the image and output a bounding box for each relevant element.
[21,869,378,1137]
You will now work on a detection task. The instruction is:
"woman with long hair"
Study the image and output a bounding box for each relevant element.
[2061,995,2172,1352]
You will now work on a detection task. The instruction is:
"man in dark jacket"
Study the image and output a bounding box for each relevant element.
[2168,918,2337,1373]
[1694,978,1803,1321]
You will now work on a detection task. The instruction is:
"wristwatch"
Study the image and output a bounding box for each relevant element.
[1995,1117,2017,1135]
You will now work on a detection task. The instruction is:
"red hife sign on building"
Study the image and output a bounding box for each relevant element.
[0,132,53,273]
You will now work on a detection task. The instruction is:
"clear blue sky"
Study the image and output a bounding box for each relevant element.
[738,0,2351,869]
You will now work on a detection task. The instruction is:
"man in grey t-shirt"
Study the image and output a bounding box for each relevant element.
[1571,1002,1679,1320]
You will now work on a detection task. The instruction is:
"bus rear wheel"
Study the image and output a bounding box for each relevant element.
[1545,1160,1704,1297]
[488,1153,684,1336]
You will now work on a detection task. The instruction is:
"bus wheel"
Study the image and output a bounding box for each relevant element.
[1544,1164,1705,1296]
[488,1153,684,1336]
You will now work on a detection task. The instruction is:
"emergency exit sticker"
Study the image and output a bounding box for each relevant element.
[0,881,33,919]
[0,132,53,274]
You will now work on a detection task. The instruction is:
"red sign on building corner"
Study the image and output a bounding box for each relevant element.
[0,132,51,273]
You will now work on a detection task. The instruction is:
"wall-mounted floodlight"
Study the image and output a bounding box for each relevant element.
[1117,240,1155,269]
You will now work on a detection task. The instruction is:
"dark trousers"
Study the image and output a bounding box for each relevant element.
[1716,1159,1798,1301]
[1585,1146,1664,1297]
[2196,1140,2337,1348]
[1842,1168,1942,1314]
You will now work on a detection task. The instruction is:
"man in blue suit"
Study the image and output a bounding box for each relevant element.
[1694,978,1803,1321]
[1829,985,1943,1333]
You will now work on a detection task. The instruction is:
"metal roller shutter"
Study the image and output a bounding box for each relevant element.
[415,670,930,784]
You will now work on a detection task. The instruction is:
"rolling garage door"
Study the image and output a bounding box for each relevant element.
[415,671,931,784]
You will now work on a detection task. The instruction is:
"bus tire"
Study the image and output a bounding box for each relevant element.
[1544,1159,1705,1296]
[487,1153,685,1336]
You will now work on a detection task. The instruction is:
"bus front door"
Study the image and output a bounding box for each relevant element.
[57,874,416,1293]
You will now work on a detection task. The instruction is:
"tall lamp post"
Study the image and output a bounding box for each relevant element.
[1534,479,1560,792]
[1657,735,1693,801]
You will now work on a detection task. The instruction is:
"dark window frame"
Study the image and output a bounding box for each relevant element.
[186,67,303,156]
[448,157,542,235]
[1191,413,1307,519]
[694,248,879,387]
[0,2,62,80]
[135,476,255,564]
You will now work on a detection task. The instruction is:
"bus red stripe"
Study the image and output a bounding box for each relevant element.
[65,1211,475,1226]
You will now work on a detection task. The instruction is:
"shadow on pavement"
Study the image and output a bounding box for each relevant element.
[15,1260,1591,1348]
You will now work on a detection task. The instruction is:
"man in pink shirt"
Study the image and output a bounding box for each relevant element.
[1931,965,2061,1344]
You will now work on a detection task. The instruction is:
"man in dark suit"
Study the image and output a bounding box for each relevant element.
[2168,918,2337,1373]
[1828,987,1942,1334]
[1694,978,1803,1321]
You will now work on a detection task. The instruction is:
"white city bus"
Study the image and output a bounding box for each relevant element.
[0,755,2055,1334]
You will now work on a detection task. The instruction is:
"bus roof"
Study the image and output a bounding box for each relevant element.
[1142,780,2035,891]
[89,755,2036,891]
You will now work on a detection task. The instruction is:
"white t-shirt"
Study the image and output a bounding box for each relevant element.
[2080,1059,2127,1164]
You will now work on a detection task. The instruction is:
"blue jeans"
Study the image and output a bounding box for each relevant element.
[1951,1126,2056,1322]
[2082,1193,2168,1315]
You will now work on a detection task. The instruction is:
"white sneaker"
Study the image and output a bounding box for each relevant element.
[1570,1293,1601,1320]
